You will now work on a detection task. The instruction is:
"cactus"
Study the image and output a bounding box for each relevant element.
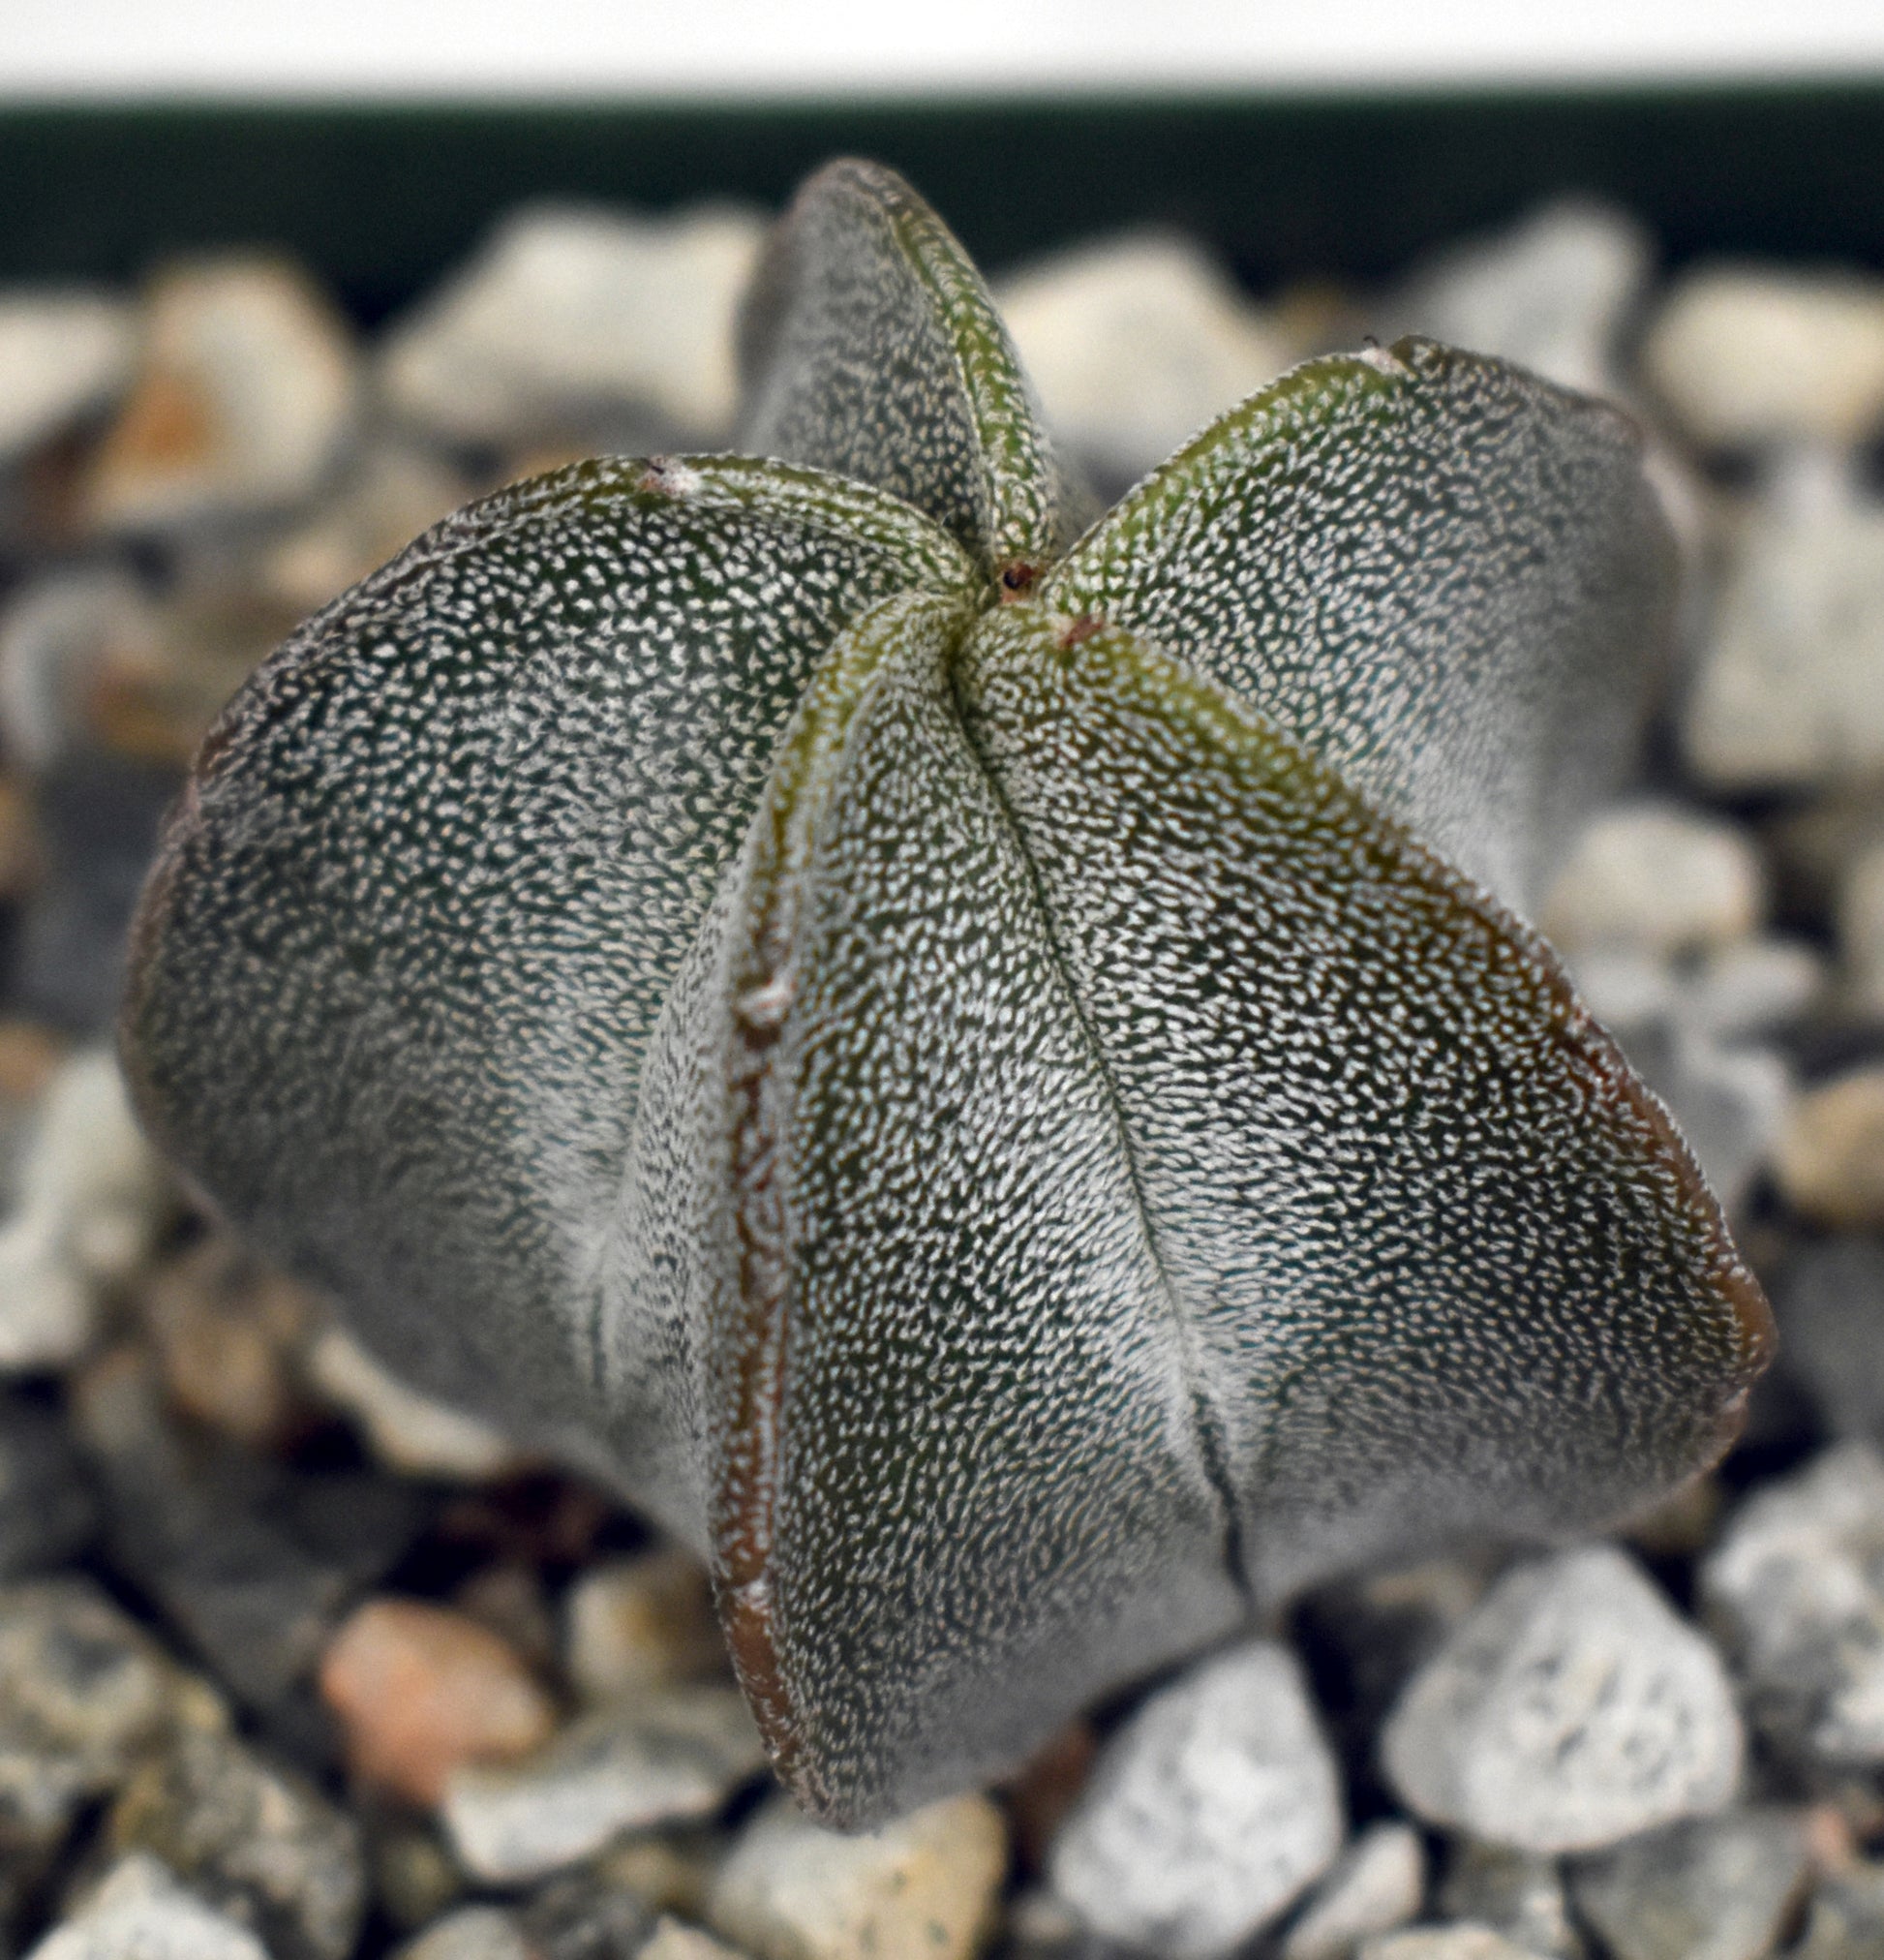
[121,159,1774,1828]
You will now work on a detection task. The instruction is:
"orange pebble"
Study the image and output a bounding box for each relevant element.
[319,1596,557,1808]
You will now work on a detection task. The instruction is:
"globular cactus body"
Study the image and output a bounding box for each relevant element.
[123,160,1773,1827]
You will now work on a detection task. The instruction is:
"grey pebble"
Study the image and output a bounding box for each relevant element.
[1569,951,1791,1214]
[0,568,160,775]
[1049,1638,1345,1960]
[1567,1809,1810,1960]
[1685,446,1884,792]
[1701,1440,1884,1768]
[1284,1822,1426,1960]
[369,1819,466,1939]
[1794,1860,1884,1960]
[587,1824,723,1923]
[1436,1845,1579,1959]
[1774,1238,1884,1448]
[24,1853,270,1960]
[1684,938,1826,1042]
[1382,1545,1742,1853]
[1567,939,1805,1212]
[442,1685,766,1884]
[0,1576,207,1855]
[107,1724,365,1960]
[1652,1038,1791,1217]
[75,1347,430,1716]
[516,1869,658,1960]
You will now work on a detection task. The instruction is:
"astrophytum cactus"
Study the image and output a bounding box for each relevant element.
[122,159,1774,1827]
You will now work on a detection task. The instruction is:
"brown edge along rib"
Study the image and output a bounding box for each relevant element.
[714,590,963,1822]
[1048,608,1778,1473]
[1040,608,1778,1477]
[714,590,1778,1824]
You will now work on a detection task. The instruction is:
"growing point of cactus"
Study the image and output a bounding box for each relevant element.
[122,159,1774,1827]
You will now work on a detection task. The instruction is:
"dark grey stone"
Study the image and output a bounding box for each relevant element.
[77,1350,429,1713]
[519,1873,657,1960]
[1701,1442,1884,1769]
[1778,1238,1884,1445]
[1438,1843,1580,1958]
[0,1390,96,1579]
[108,1725,366,1960]
[1794,1861,1884,1960]
[14,750,179,1036]
[0,1577,198,1858]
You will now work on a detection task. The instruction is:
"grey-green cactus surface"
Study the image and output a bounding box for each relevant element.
[121,158,1775,1828]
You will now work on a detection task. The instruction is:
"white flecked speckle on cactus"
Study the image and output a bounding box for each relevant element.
[121,157,1773,1830]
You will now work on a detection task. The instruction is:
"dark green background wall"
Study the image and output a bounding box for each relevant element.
[3,85,1881,317]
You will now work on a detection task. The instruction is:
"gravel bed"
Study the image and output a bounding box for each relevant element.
[3,189,1884,1960]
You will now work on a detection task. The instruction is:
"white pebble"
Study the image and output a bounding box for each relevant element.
[710,1792,1006,1960]
[84,258,359,534]
[26,1854,268,1960]
[0,1050,165,1372]
[1643,263,1884,450]
[380,203,763,450]
[1684,446,1884,790]
[0,290,135,464]
[1284,1822,1425,1960]
[998,234,1294,490]
[1542,802,1764,959]
[1383,1545,1742,1853]
[1051,1639,1345,1960]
